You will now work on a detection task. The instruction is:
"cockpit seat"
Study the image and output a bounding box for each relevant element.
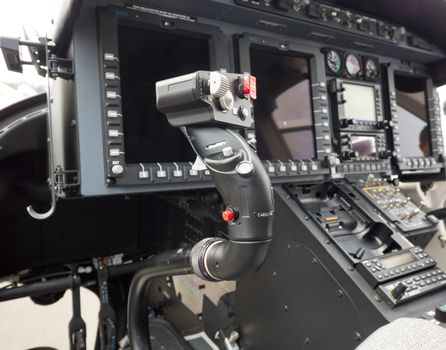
[357,318,446,350]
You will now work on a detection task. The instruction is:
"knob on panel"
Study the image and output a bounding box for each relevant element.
[379,150,394,159]
[342,150,358,160]
[340,119,357,128]
[376,120,394,129]
[204,72,230,98]
[391,282,407,300]
[435,305,446,323]
[219,91,234,111]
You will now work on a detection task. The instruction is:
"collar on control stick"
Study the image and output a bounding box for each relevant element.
[183,126,254,174]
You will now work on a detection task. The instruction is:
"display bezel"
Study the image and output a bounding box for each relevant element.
[97,5,229,187]
[394,72,431,158]
[384,63,444,179]
[236,33,333,170]
[248,44,317,162]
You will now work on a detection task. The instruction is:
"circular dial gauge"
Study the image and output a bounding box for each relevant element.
[345,54,361,77]
[326,50,342,74]
[365,58,379,80]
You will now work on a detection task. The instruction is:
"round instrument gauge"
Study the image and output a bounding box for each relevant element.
[345,54,361,77]
[326,50,342,74]
[364,58,379,80]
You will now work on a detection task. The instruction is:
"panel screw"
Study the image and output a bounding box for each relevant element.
[337,289,344,297]
[355,332,362,341]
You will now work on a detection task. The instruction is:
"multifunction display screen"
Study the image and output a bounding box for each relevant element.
[394,74,431,157]
[118,25,211,164]
[343,83,376,121]
[351,135,377,157]
[380,251,417,270]
[250,46,316,160]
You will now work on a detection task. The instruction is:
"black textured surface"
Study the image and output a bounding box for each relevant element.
[150,319,192,350]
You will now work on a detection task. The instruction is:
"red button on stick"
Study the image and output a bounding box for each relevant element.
[222,209,235,222]
[249,75,256,100]
[242,75,250,95]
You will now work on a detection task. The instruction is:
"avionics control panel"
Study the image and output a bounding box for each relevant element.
[324,48,393,175]
[378,267,446,307]
[289,180,446,309]
[358,176,439,233]
[60,0,446,197]
[236,33,333,181]
[236,0,403,45]
[385,63,445,178]
[357,247,436,288]
[97,6,228,188]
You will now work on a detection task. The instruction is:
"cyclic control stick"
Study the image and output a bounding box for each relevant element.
[127,71,274,349]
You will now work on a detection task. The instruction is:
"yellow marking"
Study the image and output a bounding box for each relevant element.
[324,216,339,222]
[362,186,387,191]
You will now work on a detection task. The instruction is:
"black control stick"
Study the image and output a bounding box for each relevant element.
[127,71,274,350]
[156,71,274,281]
[186,126,273,280]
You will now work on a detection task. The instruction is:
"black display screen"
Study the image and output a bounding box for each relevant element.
[342,83,377,121]
[380,251,417,269]
[118,25,211,164]
[394,74,431,157]
[351,136,377,157]
[250,46,316,160]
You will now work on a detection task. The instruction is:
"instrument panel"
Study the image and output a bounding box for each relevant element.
[56,0,446,196]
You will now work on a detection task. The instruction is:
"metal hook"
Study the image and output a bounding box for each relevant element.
[27,202,56,220]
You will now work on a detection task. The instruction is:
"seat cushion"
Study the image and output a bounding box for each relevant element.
[357,318,446,350]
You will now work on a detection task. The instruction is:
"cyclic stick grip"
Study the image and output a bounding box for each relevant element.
[156,70,274,281]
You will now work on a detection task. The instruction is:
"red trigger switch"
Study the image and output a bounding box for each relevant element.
[222,208,237,222]
[241,75,257,100]
[249,75,256,100]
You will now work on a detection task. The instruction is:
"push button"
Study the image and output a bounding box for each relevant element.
[222,207,238,222]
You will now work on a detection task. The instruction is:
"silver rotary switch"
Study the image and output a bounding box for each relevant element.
[204,71,230,98]
[204,72,234,111]
[219,91,234,111]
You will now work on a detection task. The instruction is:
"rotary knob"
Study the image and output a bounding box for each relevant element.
[342,150,358,160]
[376,120,394,129]
[379,150,393,159]
[204,72,230,98]
[340,119,357,128]
[219,91,234,111]
[435,305,446,323]
[391,282,407,300]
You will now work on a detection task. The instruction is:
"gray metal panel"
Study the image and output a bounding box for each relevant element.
[73,5,109,196]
